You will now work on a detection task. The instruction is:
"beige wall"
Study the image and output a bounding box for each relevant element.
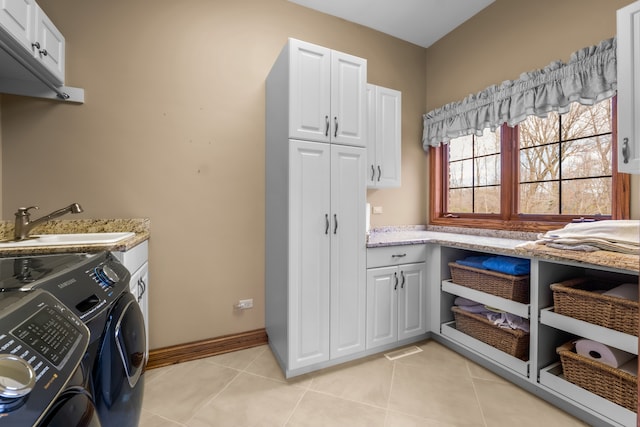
[0,0,426,349]
[425,0,640,218]
[1,0,636,350]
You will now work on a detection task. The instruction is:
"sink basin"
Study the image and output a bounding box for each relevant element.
[0,232,136,248]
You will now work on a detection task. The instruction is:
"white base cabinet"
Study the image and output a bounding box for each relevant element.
[429,244,638,427]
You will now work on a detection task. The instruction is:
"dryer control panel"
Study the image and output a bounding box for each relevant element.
[0,289,89,426]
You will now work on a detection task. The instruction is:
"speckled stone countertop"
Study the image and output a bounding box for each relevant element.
[0,218,150,256]
[368,225,639,273]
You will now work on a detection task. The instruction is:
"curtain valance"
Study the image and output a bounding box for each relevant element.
[422,37,617,149]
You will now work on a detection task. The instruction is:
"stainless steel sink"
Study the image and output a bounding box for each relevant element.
[0,232,135,248]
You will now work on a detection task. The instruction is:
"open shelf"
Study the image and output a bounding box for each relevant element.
[441,321,529,377]
[540,307,638,355]
[442,280,530,318]
[539,362,636,427]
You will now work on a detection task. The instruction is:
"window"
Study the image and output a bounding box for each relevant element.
[430,98,629,232]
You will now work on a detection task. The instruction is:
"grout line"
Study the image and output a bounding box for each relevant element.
[467,361,489,427]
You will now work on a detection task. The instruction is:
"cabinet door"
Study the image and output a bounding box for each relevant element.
[366,266,398,349]
[617,1,640,174]
[375,86,401,187]
[331,50,367,147]
[289,39,331,143]
[330,144,367,358]
[288,140,331,369]
[34,3,64,84]
[0,0,34,52]
[398,262,427,341]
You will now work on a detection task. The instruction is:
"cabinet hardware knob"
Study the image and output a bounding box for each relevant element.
[31,42,40,49]
[39,49,48,57]
[325,116,329,137]
[371,165,375,181]
[394,272,398,290]
[391,254,406,258]
[377,165,381,182]
[325,214,329,234]
[622,137,630,164]
[400,271,405,288]
[334,117,338,138]
[333,214,338,234]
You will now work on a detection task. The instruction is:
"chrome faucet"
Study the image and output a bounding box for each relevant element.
[14,203,83,240]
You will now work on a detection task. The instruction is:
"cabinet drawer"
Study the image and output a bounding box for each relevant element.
[367,244,426,268]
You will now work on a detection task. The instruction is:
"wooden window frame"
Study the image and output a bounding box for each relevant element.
[429,98,630,233]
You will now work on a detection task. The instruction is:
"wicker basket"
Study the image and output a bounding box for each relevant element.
[452,306,529,360]
[448,262,530,303]
[550,277,638,336]
[557,341,637,412]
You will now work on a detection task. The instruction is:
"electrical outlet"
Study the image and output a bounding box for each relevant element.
[372,206,383,214]
[236,299,254,310]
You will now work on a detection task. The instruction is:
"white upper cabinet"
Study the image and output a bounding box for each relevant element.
[366,84,402,187]
[33,3,64,84]
[0,0,36,52]
[288,38,367,147]
[617,0,640,174]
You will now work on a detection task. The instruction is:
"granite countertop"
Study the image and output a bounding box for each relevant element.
[0,218,150,256]
[368,226,639,273]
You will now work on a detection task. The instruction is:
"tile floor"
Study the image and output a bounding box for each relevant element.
[140,340,588,427]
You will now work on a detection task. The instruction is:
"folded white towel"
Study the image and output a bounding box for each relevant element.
[534,220,640,255]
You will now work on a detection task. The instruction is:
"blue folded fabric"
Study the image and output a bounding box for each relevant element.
[481,256,530,275]
[456,256,491,270]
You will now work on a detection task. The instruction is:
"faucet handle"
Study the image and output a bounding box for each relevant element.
[16,206,39,217]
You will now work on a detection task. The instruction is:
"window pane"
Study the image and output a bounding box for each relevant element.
[475,128,501,156]
[562,99,612,140]
[519,181,559,214]
[448,135,473,161]
[448,188,472,213]
[562,137,612,179]
[449,159,472,188]
[475,154,500,186]
[519,111,559,148]
[520,144,559,182]
[561,177,611,215]
[474,186,500,214]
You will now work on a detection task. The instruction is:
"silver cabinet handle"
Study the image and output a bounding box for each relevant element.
[371,165,376,181]
[325,214,329,234]
[394,272,398,290]
[400,271,405,289]
[325,116,330,137]
[377,165,381,182]
[333,214,338,234]
[622,137,630,164]
[334,117,338,138]
[391,254,406,258]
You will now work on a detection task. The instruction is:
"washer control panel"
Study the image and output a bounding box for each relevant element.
[0,289,89,426]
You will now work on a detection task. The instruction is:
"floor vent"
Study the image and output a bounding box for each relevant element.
[384,346,423,361]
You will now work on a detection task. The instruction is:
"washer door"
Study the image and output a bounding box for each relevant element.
[94,292,145,427]
[37,388,102,427]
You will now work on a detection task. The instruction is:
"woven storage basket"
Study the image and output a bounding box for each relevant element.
[557,341,637,412]
[550,277,638,336]
[448,262,530,303]
[452,306,529,360]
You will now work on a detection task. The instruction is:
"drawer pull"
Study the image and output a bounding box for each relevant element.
[391,254,407,258]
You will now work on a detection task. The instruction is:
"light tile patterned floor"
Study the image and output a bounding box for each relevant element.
[140,340,588,427]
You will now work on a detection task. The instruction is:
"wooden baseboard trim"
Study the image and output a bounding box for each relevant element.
[146,328,268,370]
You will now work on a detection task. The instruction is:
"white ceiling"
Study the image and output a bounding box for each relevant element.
[288,0,495,48]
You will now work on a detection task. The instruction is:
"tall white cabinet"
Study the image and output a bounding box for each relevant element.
[617,0,640,174]
[266,38,367,377]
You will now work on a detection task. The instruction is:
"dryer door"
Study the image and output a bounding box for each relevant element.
[114,296,146,387]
